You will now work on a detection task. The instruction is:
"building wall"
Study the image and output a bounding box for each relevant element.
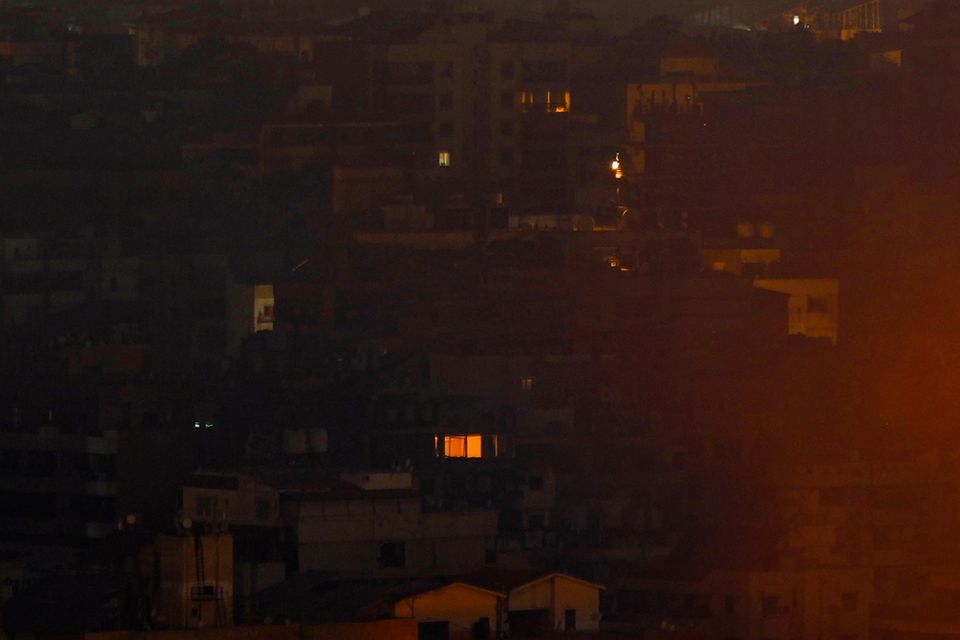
[509,576,602,632]
[618,566,870,640]
[394,583,501,640]
[86,619,417,640]
[181,477,281,528]
[660,55,720,79]
[139,533,234,629]
[754,278,839,343]
[296,496,497,577]
[331,167,405,216]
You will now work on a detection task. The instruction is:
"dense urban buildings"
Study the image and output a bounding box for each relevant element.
[3,0,960,639]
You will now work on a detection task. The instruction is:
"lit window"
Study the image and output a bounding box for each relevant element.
[541,91,570,113]
[519,91,534,111]
[467,434,482,457]
[439,434,484,458]
[445,434,466,457]
[438,151,451,167]
[521,377,534,391]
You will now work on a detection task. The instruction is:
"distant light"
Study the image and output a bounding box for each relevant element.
[204,422,214,429]
[793,15,800,25]
[438,150,451,167]
[611,151,621,171]
[193,422,201,429]
[615,168,624,179]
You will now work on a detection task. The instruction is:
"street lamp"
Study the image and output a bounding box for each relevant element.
[611,152,624,206]
[611,153,623,180]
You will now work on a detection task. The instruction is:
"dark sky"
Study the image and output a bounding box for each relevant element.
[323,0,790,31]
[12,0,792,34]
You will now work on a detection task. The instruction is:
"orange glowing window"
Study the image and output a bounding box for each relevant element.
[440,434,483,458]
[519,91,535,111]
[546,91,571,113]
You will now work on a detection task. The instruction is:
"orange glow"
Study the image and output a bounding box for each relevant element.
[466,434,482,457]
[441,434,483,458]
[520,91,534,111]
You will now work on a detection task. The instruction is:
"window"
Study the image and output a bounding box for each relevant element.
[547,90,571,113]
[521,377,534,391]
[419,621,449,640]
[841,592,859,612]
[438,151,451,167]
[438,92,453,110]
[520,91,534,111]
[379,541,406,568]
[195,495,216,517]
[190,584,224,600]
[472,618,491,640]
[438,121,453,137]
[807,296,830,313]
[564,609,576,631]
[500,150,514,166]
[500,90,513,109]
[500,120,514,136]
[255,499,271,521]
[440,434,483,458]
[500,61,513,79]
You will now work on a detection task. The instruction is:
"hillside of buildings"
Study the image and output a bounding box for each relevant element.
[3,1,960,639]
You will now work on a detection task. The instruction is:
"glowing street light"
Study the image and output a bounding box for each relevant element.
[611,153,624,180]
[610,152,624,206]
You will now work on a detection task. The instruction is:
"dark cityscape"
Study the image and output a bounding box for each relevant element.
[1,0,959,639]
